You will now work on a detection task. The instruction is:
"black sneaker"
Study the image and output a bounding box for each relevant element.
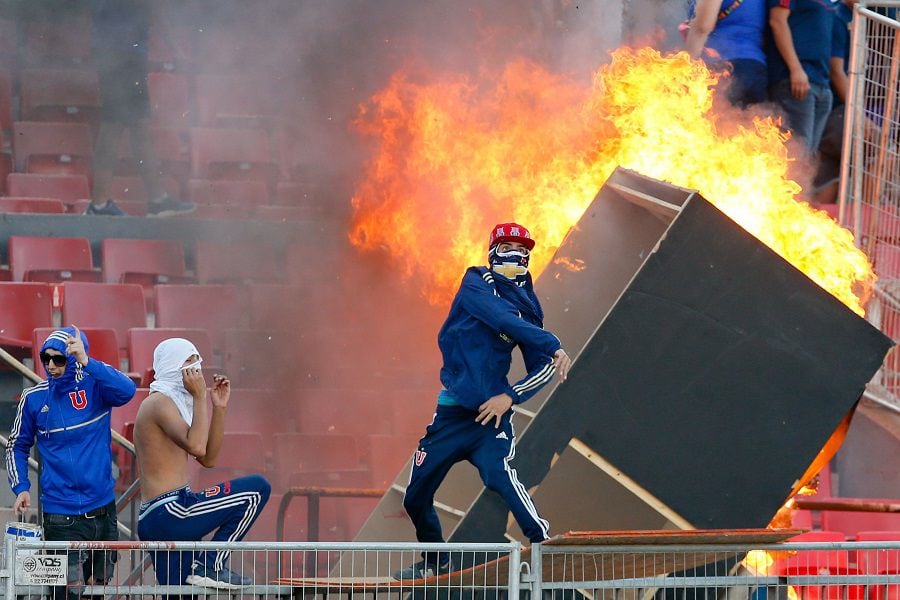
[185,564,252,589]
[147,194,196,217]
[392,558,454,581]
[84,199,126,216]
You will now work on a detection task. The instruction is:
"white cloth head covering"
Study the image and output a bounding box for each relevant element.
[150,338,202,425]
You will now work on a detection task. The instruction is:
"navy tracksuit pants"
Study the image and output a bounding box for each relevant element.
[137,474,271,585]
[403,404,549,559]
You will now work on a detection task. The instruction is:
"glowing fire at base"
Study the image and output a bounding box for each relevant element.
[350,47,874,313]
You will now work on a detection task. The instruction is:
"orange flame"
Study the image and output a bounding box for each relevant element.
[350,47,874,313]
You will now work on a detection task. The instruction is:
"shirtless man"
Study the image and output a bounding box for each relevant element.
[134,338,270,590]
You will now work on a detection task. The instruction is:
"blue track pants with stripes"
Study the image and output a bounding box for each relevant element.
[137,474,271,585]
[403,404,549,561]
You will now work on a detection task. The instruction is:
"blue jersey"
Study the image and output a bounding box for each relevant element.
[766,0,836,86]
[7,331,136,515]
[438,267,561,409]
[703,0,768,64]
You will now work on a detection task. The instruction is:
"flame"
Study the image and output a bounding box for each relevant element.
[350,47,874,313]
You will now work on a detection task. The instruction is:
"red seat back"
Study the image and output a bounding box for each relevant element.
[61,282,147,349]
[9,236,94,282]
[127,327,214,382]
[187,179,269,206]
[0,283,53,348]
[154,284,244,349]
[18,69,101,123]
[190,127,276,185]
[7,173,90,202]
[194,241,279,284]
[0,197,66,214]
[101,239,187,284]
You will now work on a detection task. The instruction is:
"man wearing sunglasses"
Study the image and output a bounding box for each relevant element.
[394,223,573,581]
[6,325,137,599]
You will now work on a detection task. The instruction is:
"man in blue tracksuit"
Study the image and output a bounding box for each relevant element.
[394,222,572,580]
[7,325,136,599]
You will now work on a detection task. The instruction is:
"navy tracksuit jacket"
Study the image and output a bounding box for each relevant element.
[404,266,561,548]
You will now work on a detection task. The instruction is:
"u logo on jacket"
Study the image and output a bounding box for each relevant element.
[68,390,88,409]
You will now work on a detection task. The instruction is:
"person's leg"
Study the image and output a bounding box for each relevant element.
[402,408,470,567]
[769,78,817,150]
[43,512,93,600]
[192,475,271,573]
[808,83,835,152]
[137,488,201,591]
[812,105,845,205]
[83,501,119,586]
[469,414,549,543]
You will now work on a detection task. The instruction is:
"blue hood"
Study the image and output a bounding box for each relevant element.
[40,327,89,391]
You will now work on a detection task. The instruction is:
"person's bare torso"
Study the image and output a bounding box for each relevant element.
[134,392,190,502]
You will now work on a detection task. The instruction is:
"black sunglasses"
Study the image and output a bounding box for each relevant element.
[40,353,67,367]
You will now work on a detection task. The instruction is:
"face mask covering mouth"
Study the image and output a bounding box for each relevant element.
[490,246,530,286]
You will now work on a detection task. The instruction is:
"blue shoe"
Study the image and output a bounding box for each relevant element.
[147,194,195,217]
[185,563,252,589]
[392,558,454,581]
[84,199,126,216]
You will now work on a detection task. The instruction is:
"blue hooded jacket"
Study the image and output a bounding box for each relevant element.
[438,267,562,410]
[6,327,136,514]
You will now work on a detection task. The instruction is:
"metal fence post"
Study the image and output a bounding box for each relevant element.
[5,534,15,600]
[530,542,543,599]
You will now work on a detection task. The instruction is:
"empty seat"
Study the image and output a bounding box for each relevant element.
[194,241,280,285]
[0,69,12,132]
[222,329,291,389]
[8,235,98,283]
[148,72,191,125]
[154,284,244,349]
[127,327,214,386]
[101,238,187,284]
[19,69,101,123]
[116,126,191,186]
[271,433,361,490]
[247,284,307,331]
[7,173,90,202]
[219,388,279,434]
[0,283,53,350]
[295,390,393,436]
[22,15,93,67]
[12,121,93,178]
[775,531,860,600]
[822,508,900,539]
[190,127,277,187]
[32,327,121,374]
[188,431,267,490]
[195,73,283,129]
[187,179,269,207]
[0,198,66,214]
[61,282,147,349]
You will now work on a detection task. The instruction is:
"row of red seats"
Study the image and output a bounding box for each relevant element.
[1,123,310,190]
[2,236,330,287]
[0,69,290,132]
[0,282,335,352]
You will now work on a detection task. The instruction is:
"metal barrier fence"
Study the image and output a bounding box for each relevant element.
[4,538,900,599]
[842,3,900,405]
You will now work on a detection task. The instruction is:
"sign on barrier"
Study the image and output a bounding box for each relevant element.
[15,553,66,586]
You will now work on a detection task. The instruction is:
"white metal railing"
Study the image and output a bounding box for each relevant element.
[5,538,900,599]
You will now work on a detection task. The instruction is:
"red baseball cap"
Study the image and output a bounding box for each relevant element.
[489,223,535,250]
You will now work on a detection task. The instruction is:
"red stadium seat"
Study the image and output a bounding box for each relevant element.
[8,235,98,283]
[364,436,418,487]
[0,283,53,351]
[0,69,12,133]
[822,508,900,539]
[116,126,191,188]
[101,238,187,284]
[127,327,214,386]
[222,329,291,389]
[148,72,191,125]
[775,531,860,600]
[187,179,269,207]
[7,173,90,202]
[61,282,148,349]
[190,127,277,187]
[18,69,101,124]
[32,327,121,374]
[22,15,93,67]
[188,431,267,490]
[274,181,326,214]
[194,241,279,285]
[271,433,361,490]
[195,73,283,129]
[12,121,93,179]
[0,198,66,214]
[295,390,393,437]
[247,284,307,331]
[154,284,245,349]
[148,20,195,70]
[254,205,314,221]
